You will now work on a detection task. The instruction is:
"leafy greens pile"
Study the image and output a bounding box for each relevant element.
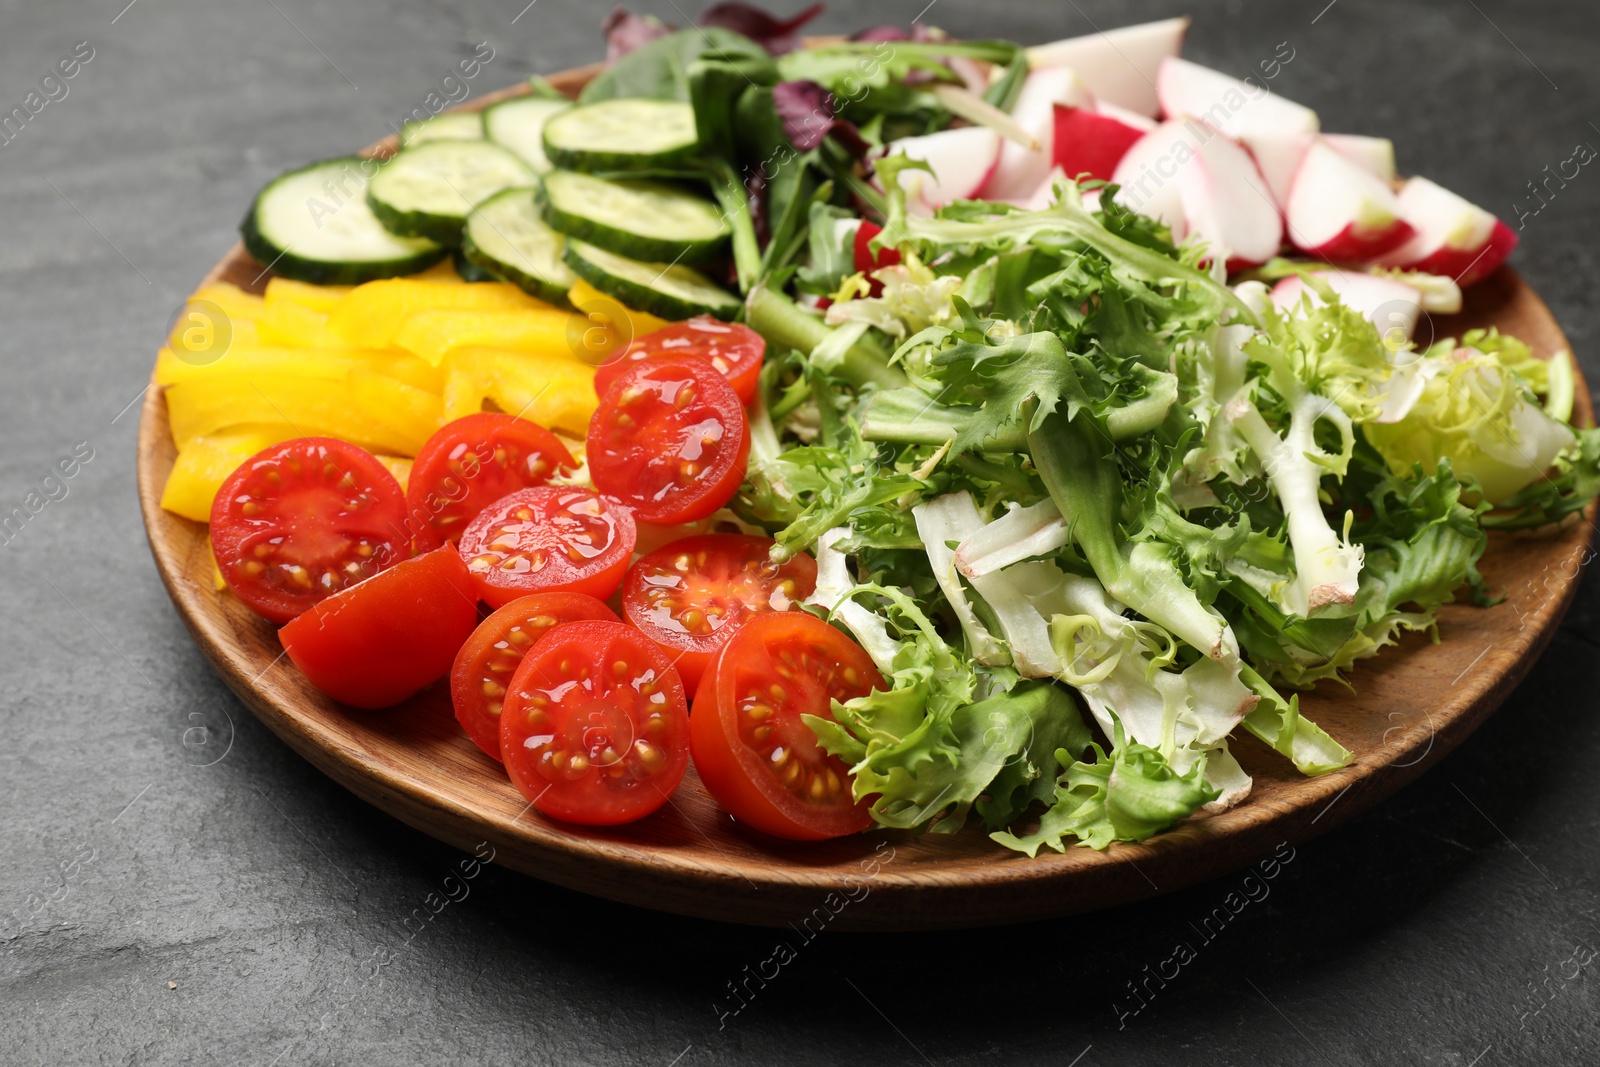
[592,12,1600,853]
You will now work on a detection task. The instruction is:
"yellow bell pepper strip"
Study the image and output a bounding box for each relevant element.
[375,455,414,492]
[441,346,598,437]
[411,259,468,283]
[168,299,257,362]
[264,277,352,313]
[346,369,443,453]
[391,306,591,366]
[208,537,227,590]
[160,427,290,522]
[164,373,426,456]
[327,279,551,349]
[189,282,265,320]
[153,345,445,394]
[565,277,673,363]
[257,297,347,348]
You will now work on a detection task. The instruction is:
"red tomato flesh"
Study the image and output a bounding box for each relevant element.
[500,620,690,826]
[586,354,750,525]
[620,535,817,693]
[690,612,884,841]
[594,318,765,405]
[451,592,619,761]
[210,437,409,624]
[853,219,902,297]
[456,486,636,608]
[405,413,573,551]
[279,547,479,709]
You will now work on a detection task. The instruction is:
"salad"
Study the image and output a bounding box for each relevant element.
[157,5,1599,855]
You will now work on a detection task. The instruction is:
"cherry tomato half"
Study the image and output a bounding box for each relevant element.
[451,592,619,760]
[457,486,636,608]
[279,547,479,709]
[853,219,902,297]
[594,318,765,405]
[210,437,409,624]
[620,535,817,693]
[690,612,884,841]
[405,413,574,551]
[500,620,690,826]
[587,354,750,525]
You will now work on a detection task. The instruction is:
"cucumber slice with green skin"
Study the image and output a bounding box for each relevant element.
[240,157,446,285]
[563,239,740,321]
[452,247,503,283]
[400,111,485,147]
[539,170,730,266]
[484,96,569,173]
[367,141,537,244]
[541,99,699,172]
[461,186,577,304]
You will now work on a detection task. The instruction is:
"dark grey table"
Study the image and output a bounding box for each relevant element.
[4,1,1597,1063]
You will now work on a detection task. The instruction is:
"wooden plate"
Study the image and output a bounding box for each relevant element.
[138,67,1595,931]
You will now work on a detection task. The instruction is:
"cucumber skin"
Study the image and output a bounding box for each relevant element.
[535,179,728,268]
[239,203,445,286]
[540,140,700,174]
[561,244,738,322]
[366,191,473,247]
[452,247,504,283]
[461,229,573,307]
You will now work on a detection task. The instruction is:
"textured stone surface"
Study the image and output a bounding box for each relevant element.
[2,1,1598,1063]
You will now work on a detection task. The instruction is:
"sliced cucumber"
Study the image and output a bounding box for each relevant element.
[484,96,570,174]
[452,247,503,283]
[562,239,739,321]
[240,157,446,285]
[542,99,699,172]
[400,111,484,147]
[539,170,729,266]
[461,186,576,303]
[367,141,537,244]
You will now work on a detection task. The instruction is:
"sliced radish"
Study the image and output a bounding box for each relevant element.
[1238,131,1315,208]
[983,67,1091,200]
[1094,99,1159,133]
[1284,141,1413,261]
[1176,131,1283,269]
[1110,119,1281,264]
[1052,105,1149,182]
[1157,55,1319,138]
[1240,131,1396,210]
[881,126,1002,209]
[1108,120,1195,240]
[1271,270,1423,341]
[1378,176,1519,287]
[1322,133,1395,182]
[1024,17,1189,117]
[1013,166,1070,211]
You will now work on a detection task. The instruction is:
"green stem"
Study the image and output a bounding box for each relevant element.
[745,286,907,390]
[709,160,762,295]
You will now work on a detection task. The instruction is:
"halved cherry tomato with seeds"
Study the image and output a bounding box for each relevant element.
[594,318,765,405]
[500,620,690,825]
[279,546,479,709]
[451,592,619,760]
[210,437,409,624]
[853,220,902,297]
[405,413,573,551]
[456,486,635,607]
[587,354,750,525]
[690,612,883,841]
[620,535,817,692]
